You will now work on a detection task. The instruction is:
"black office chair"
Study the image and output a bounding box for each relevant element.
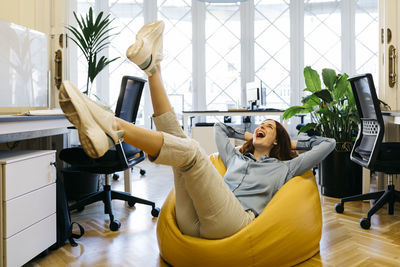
[334,73,400,229]
[60,75,159,231]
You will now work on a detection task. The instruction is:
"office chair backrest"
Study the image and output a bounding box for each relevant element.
[348,73,384,169]
[114,76,147,168]
[115,75,146,123]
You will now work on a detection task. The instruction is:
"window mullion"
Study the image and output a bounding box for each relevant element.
[192,0,206,111]
[144,0,157,22]
[143,0,157,129]
[240,0,254,108]
[341,0,356,74]
[94,0,110,104]
[290,0,304,106]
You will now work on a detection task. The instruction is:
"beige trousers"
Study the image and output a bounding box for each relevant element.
[150,110,254,239]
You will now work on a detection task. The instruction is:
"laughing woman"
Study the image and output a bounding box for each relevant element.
[58,20,335,239]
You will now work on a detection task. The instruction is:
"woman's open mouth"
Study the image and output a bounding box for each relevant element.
[256,131,265,139]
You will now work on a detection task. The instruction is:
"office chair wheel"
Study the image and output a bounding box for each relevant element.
[360,217,371,230]
[335,203,344,213]
[128,200,136,207]
[110,219,121,231]
[112,173,120,180]
[140,169,146,175]
[151,207,160,217]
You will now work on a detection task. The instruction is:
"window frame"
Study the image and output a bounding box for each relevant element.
[67,0,377,129]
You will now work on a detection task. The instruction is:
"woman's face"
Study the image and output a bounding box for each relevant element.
[252,120,277,151]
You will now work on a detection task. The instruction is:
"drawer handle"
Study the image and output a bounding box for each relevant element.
[50,162,57,167]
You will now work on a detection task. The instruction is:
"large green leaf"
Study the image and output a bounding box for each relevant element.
[298,123,317,134]
[322,68,336,91]
[304,66,321,93]
[302,94,320,107]
[314,89,333,103]
[283,105,312,120]
[333,73,350,100]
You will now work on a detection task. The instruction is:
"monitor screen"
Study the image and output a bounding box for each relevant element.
[246,81,259,103]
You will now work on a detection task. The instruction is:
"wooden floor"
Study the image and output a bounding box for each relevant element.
[26,160,400,267]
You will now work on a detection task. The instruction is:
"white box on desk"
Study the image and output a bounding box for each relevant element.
[191,126,241,155]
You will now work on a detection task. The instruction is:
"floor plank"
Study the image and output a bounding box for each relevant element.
[25,161,400,266]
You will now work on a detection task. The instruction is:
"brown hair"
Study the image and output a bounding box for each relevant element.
[239,120,297,161]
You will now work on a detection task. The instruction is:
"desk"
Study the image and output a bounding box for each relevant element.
[0,115,134,195]
[0,115,71,143]
[382,110,400,124]
[183,110,286,135]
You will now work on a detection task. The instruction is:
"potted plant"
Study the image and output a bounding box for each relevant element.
[63,7,119,200]
[283,66,361,198]
[67,7,119,99]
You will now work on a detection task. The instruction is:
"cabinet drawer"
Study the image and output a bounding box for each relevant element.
[3,152,56,200]
[4,213,56,267]
[4,183,56,238]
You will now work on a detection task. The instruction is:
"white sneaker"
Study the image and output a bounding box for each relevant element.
[59,81,114,158]
[82,96,124,145]
[126,20,165,76]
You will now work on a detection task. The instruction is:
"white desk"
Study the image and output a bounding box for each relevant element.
[183,110,286,135]
[0,115,71,143]
[0,115,135,195]
[382,110,400,124]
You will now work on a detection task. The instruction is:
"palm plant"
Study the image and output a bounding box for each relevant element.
[283,66,359,151]
[67,7,119,98]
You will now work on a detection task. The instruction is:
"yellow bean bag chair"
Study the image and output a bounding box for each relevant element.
[156,153,322,267]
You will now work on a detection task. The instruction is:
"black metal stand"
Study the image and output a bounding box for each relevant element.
[335,174,400,229]
[69,174,159,231]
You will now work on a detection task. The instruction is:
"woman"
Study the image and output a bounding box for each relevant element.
[59,20,335,239]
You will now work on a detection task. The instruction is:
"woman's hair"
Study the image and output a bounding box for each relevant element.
[239,120,297,160]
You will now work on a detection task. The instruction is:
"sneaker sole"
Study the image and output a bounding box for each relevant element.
[59,81,110,158]
[126,21,165,75]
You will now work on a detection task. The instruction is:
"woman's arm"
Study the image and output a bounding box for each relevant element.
[244,131,253,142]
[214,123,245,166]
[291,140,297,150]
[287,136,336,178]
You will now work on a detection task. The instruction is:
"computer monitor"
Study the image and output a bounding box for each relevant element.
[246,81,259,110]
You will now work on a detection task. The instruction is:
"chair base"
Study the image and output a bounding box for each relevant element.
[69,183,159,231]
[335,184,400,229]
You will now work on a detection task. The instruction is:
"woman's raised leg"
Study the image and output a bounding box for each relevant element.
[126,21,200,235]
[125,21,254,238]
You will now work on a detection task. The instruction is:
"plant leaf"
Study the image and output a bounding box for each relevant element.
[73,11,83,32]
[304,66,321,93]
[314,89,333,103]
[322,68,336,91]
[66,26,88,55]
[302,94,320,107]
[299,123,317,134]
[333,73,350,100]
[283,105,312,120]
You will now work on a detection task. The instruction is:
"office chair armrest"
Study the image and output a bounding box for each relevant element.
[115,141,130,169]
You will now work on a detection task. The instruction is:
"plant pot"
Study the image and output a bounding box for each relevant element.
[61,167,99,200]
[319,150,362,198]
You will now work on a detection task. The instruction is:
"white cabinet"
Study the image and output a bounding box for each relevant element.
[0,150,57,267]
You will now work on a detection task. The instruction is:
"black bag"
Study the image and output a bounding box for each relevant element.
[51,177,85,249]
